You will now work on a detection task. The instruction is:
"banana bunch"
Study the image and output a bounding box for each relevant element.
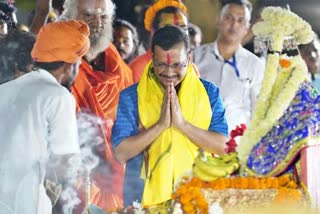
[192,152,240,181]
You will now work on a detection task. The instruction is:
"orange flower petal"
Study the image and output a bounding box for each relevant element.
[279,59,291,68]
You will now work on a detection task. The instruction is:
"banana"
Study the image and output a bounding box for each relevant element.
[195,153,238,168]
[196,152,238,166]
[193,153,240,178]
[194,157,230,177]
[216,152,238,163]
[192,164,218,181]
[206,155,238,167]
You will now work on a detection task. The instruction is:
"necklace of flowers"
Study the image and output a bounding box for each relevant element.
[237,53,309,167]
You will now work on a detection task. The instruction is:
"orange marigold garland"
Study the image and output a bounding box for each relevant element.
[144,0,187,31]
[172,175,305,213]
[174,177,208,214]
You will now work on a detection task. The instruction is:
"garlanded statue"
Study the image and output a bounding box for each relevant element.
[170,6,320,214]
[238,6,320,204]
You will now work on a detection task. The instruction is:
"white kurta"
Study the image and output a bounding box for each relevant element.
[193,42,265,132]
[0,69,80,214]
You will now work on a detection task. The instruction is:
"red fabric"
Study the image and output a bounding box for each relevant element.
[129,51,152,83]
[71,43,133,211]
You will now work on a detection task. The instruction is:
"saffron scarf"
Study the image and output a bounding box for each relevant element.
[137,61,212,206]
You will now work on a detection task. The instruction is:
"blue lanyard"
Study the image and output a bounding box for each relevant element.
[224,55,240,78]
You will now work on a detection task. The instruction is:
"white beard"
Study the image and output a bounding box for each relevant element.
[85,20,113,62]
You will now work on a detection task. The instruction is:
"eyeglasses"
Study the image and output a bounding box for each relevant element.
[153,58,189,71]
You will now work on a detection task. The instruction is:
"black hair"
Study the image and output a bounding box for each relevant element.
[220,0,252,13]
[0,2,17,28]
[151,25,190,54]
[152,7,186,31]
[113,19,138,40]
[0,29,36,84]
[0,10,10,23]
[0,2,16,14]
[113,19,139,58]
[33,61,65,72]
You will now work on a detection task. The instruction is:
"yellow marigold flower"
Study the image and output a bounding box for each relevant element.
[183,204,196,214]
[279,175,291,186]
[274,188,303,203]
[271,178,280,189]
[144,0,187,31]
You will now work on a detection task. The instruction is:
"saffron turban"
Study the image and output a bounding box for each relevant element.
[32,20,90,64]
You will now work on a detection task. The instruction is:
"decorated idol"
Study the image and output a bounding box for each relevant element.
[238,6,320,195]
[171,6,320,214]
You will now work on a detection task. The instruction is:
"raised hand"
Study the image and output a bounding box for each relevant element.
[35,0,52,15]
[170,82,186,130]
[158,83,172,130]
[30,0,53,34]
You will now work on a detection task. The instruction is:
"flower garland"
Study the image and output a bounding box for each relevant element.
[237,7,312,167]
[172,175,304,213]
[172,176,208,214]
[252,7,313,52]
[238,55,308,167]
[244,53,279,130]
[144,0,187,31]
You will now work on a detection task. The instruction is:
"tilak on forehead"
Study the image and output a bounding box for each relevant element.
[166,53,171,64]
[173,13,180,26]
[116,31,123,38]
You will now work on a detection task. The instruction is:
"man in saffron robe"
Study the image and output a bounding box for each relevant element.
[62,0,133,211]
[30,0,133,211]
[112,26,229,207]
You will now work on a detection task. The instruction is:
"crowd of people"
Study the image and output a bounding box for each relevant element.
[0,0,320,213]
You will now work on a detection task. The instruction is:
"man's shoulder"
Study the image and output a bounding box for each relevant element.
[238,46,264,62]
[120,83,138,97]
[105,43,120,58]
[193,42,216,64]
[105,43,132,72]
[194,42,215,54]
[30,73,71,100]
[1,71,66,94]
[117,84,139,117]
[198,78,222,109]
[199,78,219,93]
[237,47,265,74]
[0,78,19,103]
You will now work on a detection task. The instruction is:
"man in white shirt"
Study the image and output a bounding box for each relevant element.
[193,0,264,132]
[0,20,90,214]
